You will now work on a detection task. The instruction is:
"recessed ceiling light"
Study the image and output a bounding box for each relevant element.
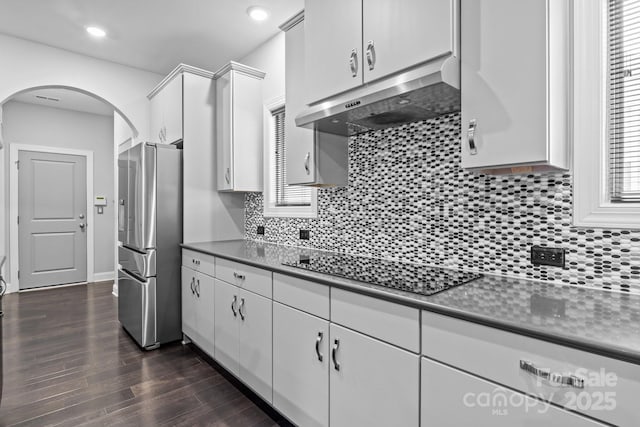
[247,6,269,21]
[86,26,106,38]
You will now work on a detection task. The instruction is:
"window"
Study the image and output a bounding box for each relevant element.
[573,0,640,228]
[609,0,640,203]
[263,97,317,218]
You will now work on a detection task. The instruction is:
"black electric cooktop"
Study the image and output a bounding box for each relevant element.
[282,253,482,297]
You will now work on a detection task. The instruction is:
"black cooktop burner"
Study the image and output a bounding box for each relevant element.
[282,253,482,297]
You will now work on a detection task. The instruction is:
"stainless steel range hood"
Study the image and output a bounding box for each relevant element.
[295,56,460,136]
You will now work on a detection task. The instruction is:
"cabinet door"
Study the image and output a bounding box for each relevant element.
[162,75,184,144]
[329,324,419,427]
[238,289,272,403]
[194,272,215,357]
[363,0,455,83]
[150,89,164,144]
[285,20,316,185]
[181,267,197,337]
[213,278,239,375]
[304,0,363,104]
[216,72,234,191]
[273,303,329,427]
[421,358,606,426]
[460,0,548,169]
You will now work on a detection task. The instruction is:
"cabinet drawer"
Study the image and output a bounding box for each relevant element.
[331,288,419,352]
[182,249,215,277]
[422,311,640,427]
[421,357,605,426]
[215,258,272,298]
[273,273,329,320]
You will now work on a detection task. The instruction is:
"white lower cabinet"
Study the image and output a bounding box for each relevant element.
[180,266,215,356]
[214,278,240,374]
[213,278,272,403]
[329,324,420,427]
[273,302,329,427]
[238,288,273,403]
[421,357,605,426]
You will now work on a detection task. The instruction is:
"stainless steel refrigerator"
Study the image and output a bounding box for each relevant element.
[117,142,182,350]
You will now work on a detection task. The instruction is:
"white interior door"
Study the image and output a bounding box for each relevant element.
[18,150,87,289]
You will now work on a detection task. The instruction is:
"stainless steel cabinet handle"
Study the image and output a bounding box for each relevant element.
[467,119,478,155]
[332,339,340,371]
[304,152,311,175]
[233,272,246,280]
[366,40,376,71]
[231,295,237,317]
[195,279,200,298]
[349,48,358,77]
[315,332,324,362]
[238,298,245,320]
[520,360,585,389]
[225,167,231,184]
[190,277,195,295]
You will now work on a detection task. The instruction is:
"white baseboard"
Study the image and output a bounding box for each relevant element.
[5,281,18,294]
[93,271,115,283]
[112,282,118,297]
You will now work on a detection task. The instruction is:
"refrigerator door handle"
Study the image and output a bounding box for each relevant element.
[120,267,148,284]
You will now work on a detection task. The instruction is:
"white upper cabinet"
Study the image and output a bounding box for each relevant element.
[460,0,570,172]
[149,73,183,144]
[281,13,348,187]
[362,0,455,84]
[215,62,266,192]
[304,0,363,104]
[304,0,459,105]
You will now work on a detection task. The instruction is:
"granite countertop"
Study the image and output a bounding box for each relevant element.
[181,239,640,365]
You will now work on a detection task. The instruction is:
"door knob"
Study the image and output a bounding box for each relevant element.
[79,223,86,229]
[79,214,85,219]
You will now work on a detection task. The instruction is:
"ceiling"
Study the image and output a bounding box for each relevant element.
[11,88,114,116]
[0,0,303,75]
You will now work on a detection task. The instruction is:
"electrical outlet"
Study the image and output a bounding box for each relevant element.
[531,246,565,268]
[299,229,310,240]
[257,226,265,235]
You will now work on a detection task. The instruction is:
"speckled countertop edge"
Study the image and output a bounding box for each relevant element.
[181,239,640,366]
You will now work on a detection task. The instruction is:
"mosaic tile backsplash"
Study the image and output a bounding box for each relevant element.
[245,113,640,294]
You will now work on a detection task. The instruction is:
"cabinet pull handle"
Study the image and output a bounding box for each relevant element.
[366,40,376,71]
[304,152,311,175]
[233,272,246,281]
[349,48,358,77]
[238,298,245,320]
[231,295,237,317]
[225,167,231,184]
[190,277,195,295]
[195,279,200,298]
[467,119,478,155]
[519,360,585,389]
[315,332,324,362]
[332,339,340,371]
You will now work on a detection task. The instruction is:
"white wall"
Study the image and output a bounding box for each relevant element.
[0,33,164,289]
[3,101,115,279]
[238,32,286,104]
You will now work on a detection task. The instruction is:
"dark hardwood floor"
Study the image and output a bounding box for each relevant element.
[0,282,288,427]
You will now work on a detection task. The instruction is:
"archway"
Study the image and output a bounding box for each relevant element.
[1,85,137,293]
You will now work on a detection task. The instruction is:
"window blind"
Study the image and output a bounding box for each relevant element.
[273,108,312,207]
[609,0,640,202]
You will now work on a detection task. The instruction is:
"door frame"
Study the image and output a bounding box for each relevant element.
[9,143,94,292]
